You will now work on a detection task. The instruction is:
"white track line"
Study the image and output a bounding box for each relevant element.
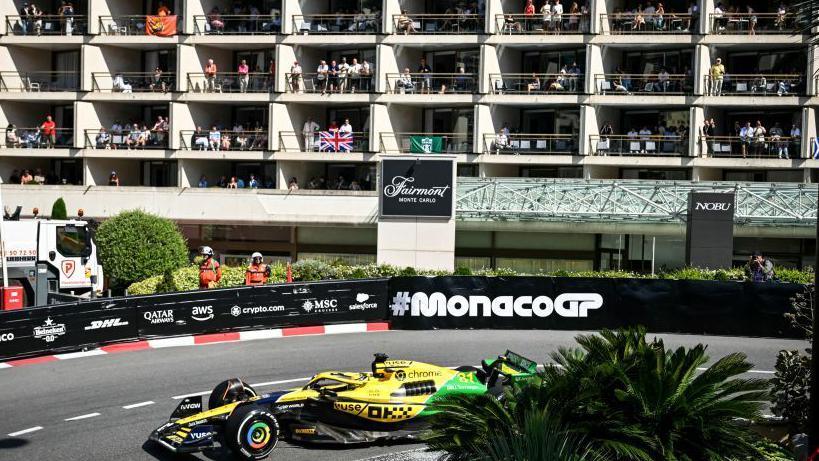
[171,390,211,400]
[123,401,155,410]
[0,362,11,369]
[55,350,108,360]
[64,412,101,421]
[8,426,43,437]
[250,377,310,388]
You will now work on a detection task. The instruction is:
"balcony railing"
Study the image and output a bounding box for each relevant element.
[483,134,578,155]
[490,73,584,94]
[699,135,798,158]
[600,13,694,33]
[181,130,269,151]
[0,71,80,92]
[85,129,169,149]
[385,73,477,94]
[186,72,273,93]
[495,14,589,34]
[284,73,374,93]
[709,13,802,34]
[702,74,803,96]
[293,14,381,34]
[5,15,87,36]
[393,14,484,34]
[380,132,473,154]
[595,74,693,94]
[279,131,369,152]
[589,134,687,156]
[193,14,281,34]
[98,15,181,36]
[91,72,175,92]
[3,127,73,148]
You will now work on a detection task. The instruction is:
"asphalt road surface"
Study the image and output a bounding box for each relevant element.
[0,330,807,461]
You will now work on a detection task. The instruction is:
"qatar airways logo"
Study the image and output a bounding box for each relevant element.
[390,292,603,318]
[695,202,732,211]
[383,176,450,199]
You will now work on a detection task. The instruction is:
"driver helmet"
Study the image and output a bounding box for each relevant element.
[201,246,214,257]
[251,251,263,261]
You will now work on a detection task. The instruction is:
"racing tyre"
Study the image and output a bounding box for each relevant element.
[455,366,487,384]
[225,405,280,460]
[209,378,258,410]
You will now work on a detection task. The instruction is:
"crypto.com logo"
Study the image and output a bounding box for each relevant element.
[390,292,603,318]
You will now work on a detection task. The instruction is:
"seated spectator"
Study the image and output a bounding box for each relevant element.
[452,67,470,92]
[397,68,415,93]
[113,73,132,93]
[32,168,45,184]
[527,73,541,93]
[108,171,120,186]
[192,127,209,150]
[20,169,34,184]
[208,126,221,150]
[547,78,564,91]
[198,174,208,188]
[227,176,238,188]
[150,67,167,92]
[494,129,510,154]
[288,177,299,190]
[235,132,249,150]
[208,7,225,33]
[96,127,112,149]
[125,123,142,149]
[5,124,20,148]
[504,14,523,32]
[745,252,774,281]
[396,10,416,34]
[220,131,232,150]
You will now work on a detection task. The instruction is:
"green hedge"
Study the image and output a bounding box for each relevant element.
[126,260,813,295]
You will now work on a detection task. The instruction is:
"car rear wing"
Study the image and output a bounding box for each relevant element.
[502,350,538,374]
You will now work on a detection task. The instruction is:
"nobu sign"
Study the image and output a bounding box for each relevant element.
[380,158,454,218]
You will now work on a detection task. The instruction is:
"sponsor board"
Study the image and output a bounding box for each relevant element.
[144,310,174,324]
[84,318,129,330]
[301,299,339,314]
[33,317,66,343]
[0,332,14,342]
[380,158,454,218]
[390,292,603,318]
[348,293,379,311]
[191,306,214,322]
[230,305,286,317]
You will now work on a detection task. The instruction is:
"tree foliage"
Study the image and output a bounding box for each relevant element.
[51,197,67,220]
[95,210,188,289]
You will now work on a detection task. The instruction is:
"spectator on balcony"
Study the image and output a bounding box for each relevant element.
[108,171,120,186]
[338,57,350,93]
[547,77,565,91]
[657,68,670,92]
[732,120,741,154]
[208,126,221,151]
[568,2,580,30]
[453,67,470,93]
[397,68,415,93]
[494,129,510,154]
[157,2,171,16]
[599,121,614,154]
[112,73,133,93]
[316,60,329,94]
[553,0,564,31]
[152,116,168,144]
[613,68,629,93]
[397,10,416,34]
[40,115,56,148]
[638,126,652,153]
[709,58,725,96]
[237,59,250,93]
[769,122,787,159]
[747,5,757,35]
[568,61,581,91]
[20,169,34,184]
[340,119,353,134]
[220,131,232,150]
[204,59,218,92]
[191,126,208,150]
[290,61,303,93]
[96,127,111,149]
[248,174,258,188]
[328,60,340,93]
[198,175,208,188]
[30,3,43,36]
[5,124,20,148]
[739,121,752,158]
[631,5,646,30]
[227,176,238,189]
[59,1,75,35]
[752,75,767,93]
[418,58,433,94]
[327,120,339,132]
[702,118,715,156]
[348,58,362,93]
[790,123,801,156]
[111,120,123,134]
[684,1,698,31]
[288,177,299,190]
[125,124,142,149]
[504,14,523,32]
[627,127,639,153]
[752,120,766,156]
[525,0,536,26]
[208,7,225,33]
[540,1,552,31]
[33,168,45,185]
[775,3,788,30]
[302,117,319,150]
[150,67,167,92]
[360,59,372,92]
[235,132,249,150]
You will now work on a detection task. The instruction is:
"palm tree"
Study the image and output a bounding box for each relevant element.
[425,327,769,461]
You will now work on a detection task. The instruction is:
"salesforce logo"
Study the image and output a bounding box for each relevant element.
[348,293,378,311]
[390,292,603,318]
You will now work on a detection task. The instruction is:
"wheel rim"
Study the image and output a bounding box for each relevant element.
[245,421,272,451]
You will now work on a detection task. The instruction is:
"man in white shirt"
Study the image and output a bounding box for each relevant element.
[290,61,303,93]
[739,121,752,158]
[552,0,563,31]
[337,57,350,93]
[789,124,801,159]
[627,128,639,153]
[349,58,362,93]
[713,3,724,31]
[638,126,652,153]
[340,118,353,134]
[494,130,509,154]
[657,68,670,92]
[302,117,320,151]
[316,60,329,94]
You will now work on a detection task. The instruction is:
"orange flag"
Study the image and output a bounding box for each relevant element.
[145,15,177,37]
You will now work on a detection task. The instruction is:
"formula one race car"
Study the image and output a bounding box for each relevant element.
[149,351,537,460]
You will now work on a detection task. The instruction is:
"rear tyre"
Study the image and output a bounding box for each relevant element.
[225,405,280,460]
[209,378,258,410]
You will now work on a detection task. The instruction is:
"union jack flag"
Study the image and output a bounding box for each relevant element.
[319,130,353,152]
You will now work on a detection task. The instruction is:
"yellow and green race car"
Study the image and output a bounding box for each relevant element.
[148,351,537,460]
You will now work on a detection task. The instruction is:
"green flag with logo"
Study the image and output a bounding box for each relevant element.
[409,136,444,154]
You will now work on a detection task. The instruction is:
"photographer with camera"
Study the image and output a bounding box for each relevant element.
[744,251,774,282]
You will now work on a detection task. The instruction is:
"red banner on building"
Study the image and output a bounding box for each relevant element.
[145,15,177,37]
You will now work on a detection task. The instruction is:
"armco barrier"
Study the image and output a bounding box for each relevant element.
[387,276,805,338]
[0,279,388,362]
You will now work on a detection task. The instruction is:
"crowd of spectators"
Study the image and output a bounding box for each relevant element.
[609,1,698,32]
[396,4,483,34]
[605,65,693,93]
[706,57,800,96]
[197,173,275,189]
[393,58,473,94]
[713,2,791,34]
[502,0,589,33]
[15,1,78,35]
[189,122,268,151]
[111,67,171,93]
[309,57,373,94]
[205,3,281,33]
[4,116,66,148]
[297,8,381,33]
[94,116,169,149]
[199,58,276,93]
[597,119,690,154]
[303,175,371,191]
[701,118,800,159]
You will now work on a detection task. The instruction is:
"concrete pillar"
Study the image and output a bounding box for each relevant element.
[75,101,100,149]
[177,44,198,93]
[376,44,398,94]
[384,0,401,34]
[808,45,819,96]
[486,0,503,34]
[271,103,296,151]
[185,1,207,34]
[591,0,608,34]
[372,103,394,152]
[178,159,191,187]
[694,44,711,96]
[88,0,111,35]
[83,158,94,185]
[281,0,300,34]
[481,44,500,95]
[278,45,298,92]
[690,106,705,157]
[579,105,596,156]
[169,102,195,150]
[802,108,816,159]
[81,44,105,92]
[700,0,713,35]
[586,44,603,94]
[474,104,493,154]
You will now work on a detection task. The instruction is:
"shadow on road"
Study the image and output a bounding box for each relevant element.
[0,438,30,450]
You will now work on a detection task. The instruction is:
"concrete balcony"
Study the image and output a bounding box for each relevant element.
[3,14,87,38]
[0,71,81,101]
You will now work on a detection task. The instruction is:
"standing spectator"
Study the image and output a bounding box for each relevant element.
[657,67,670,92]
[568,2,580,30]
[745,252,774,282]
[40,115,56,148]
[713,2,725,31]
[266,59,276,91]
[302,117,319,150]
[237,59,250,93]
[248,174,259,188]
[328,60,340,93]
[316,60,329,94]
[349,58,362,93]
[568,61,581,91]
[198,246,222,289]
[709,58,724,96]
[338,57,349,93]
[752,120,766,157]
[108,171,120,186]
[156,1,171,16]
[208,7,225,32]
[5,124,20,148]
[599,121,613,154]
[59,1,75,35]
[288,177,299,190]
[705,118,715,155]
[360,59,372,92]
[747,5,757,35]
[340,118,353,134]
[732,121,741,155]
[30,3,42,36]
[494,129,509,154]
[739,121,752,158]
[418,57,433,94]
[524,0,535,29]
[638,125,652,153]
[150,67,166,92]
[553,0,564,32]
[540,1,552,31]
[204,59,218,92]
[775,2,788,30]
[770,122,787,159]
[627,127,639,153]
[790,123,801,157]
[290,61,302,92]
[198,174,208,188]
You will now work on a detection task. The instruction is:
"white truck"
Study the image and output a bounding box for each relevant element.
[1,219,104,307]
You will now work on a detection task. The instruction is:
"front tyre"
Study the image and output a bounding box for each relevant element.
[225,405,280,460]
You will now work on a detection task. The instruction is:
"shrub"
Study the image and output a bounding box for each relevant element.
[51,197,67,220]
[95,210,188,289]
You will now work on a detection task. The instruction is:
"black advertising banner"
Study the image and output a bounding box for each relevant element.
[686,192,735,269]
[380,157,454,218]
[388,276,802,337]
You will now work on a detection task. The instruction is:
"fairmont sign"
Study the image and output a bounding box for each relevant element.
[380,158,454,218]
